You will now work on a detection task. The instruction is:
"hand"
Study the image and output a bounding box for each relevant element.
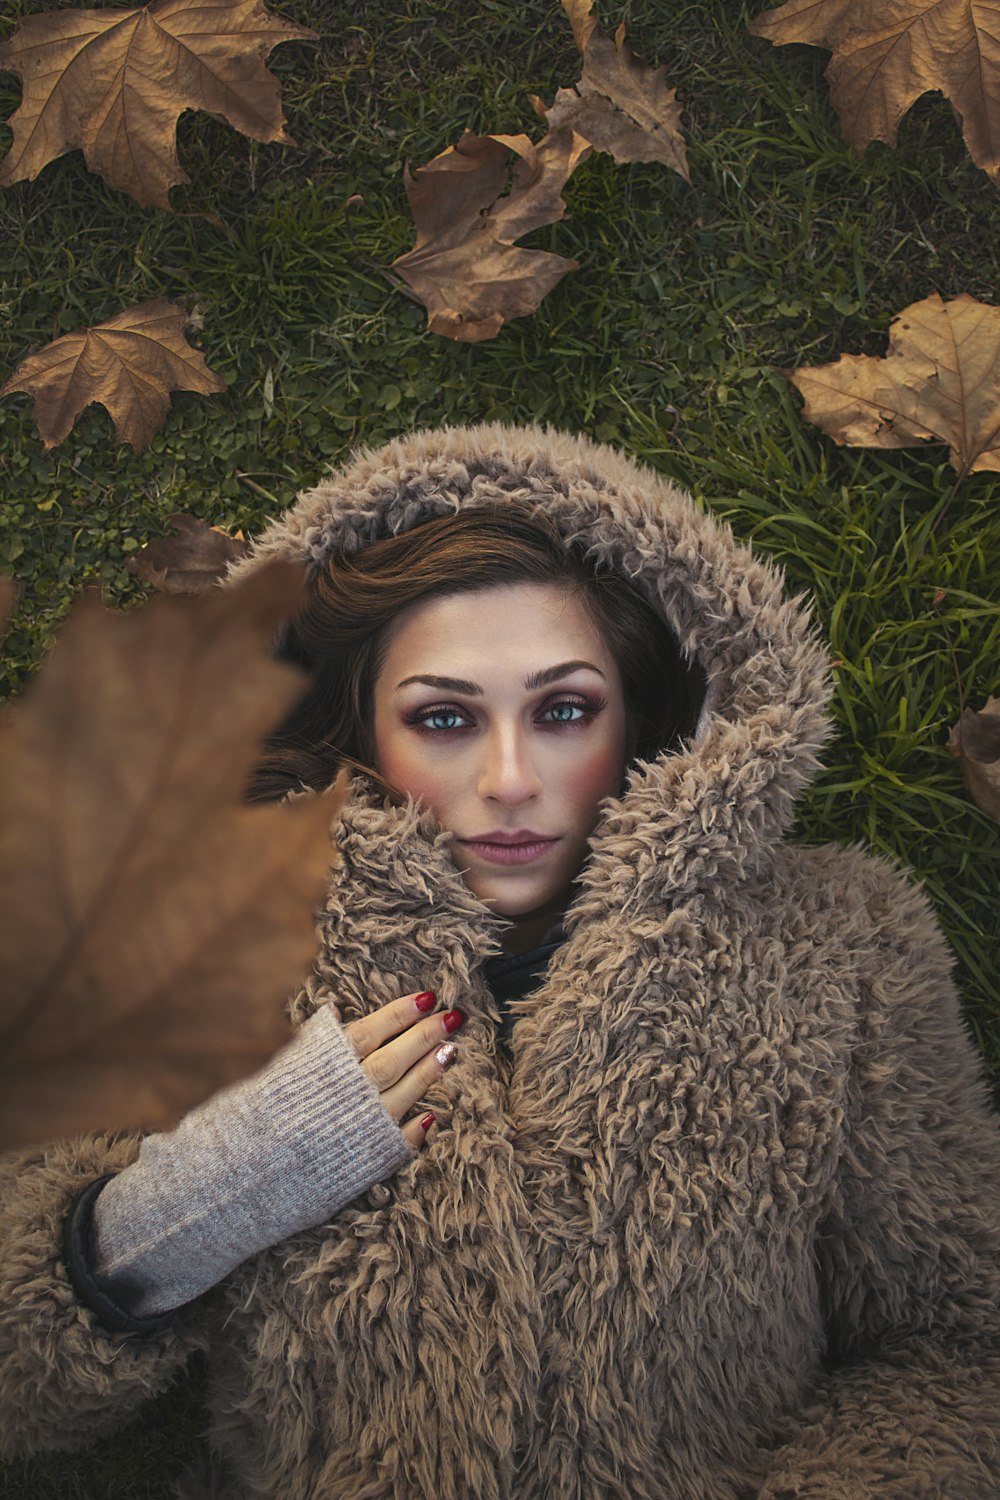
[332,992,464,1148]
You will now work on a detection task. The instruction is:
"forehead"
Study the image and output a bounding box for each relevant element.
[380,582,611,667]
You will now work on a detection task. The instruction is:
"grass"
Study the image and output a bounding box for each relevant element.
[1,0,998,1490]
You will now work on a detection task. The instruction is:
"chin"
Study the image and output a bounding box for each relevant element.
[480,874,570,917]
[477,891,548,918]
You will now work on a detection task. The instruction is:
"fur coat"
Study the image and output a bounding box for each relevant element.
[2,422,999,1499]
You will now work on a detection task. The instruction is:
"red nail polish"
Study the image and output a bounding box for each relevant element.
[442,1009,465,1034]
[420,1112,435,1131]
[414,991,437,1013]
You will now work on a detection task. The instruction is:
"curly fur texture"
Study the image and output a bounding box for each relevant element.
[2,422,998,1498]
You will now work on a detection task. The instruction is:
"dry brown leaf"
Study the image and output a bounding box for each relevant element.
[0,0,316,212]
[126,513,253,594]
[390,126,592,342]
[784,293,1000,478]
[530,0,689,181]
[749,0,1000,184]
[948,695,1000,822]
[1,298,227,452]
[0,561,348,1149]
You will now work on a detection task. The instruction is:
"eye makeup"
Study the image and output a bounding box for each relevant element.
[404,695,608,735]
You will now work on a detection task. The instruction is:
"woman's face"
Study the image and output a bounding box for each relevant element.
[372,582,628,952]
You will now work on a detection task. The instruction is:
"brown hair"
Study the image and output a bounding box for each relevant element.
[248,501,707,806]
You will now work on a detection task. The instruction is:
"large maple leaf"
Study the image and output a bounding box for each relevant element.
[784,292,1000,478]
[390,126,592,342]
[0,0,316,211]
[749,0,1000,183]
[0,562,348,1149]
[0,298,227,451]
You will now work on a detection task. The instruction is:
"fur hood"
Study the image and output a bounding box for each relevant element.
[226,419,837,933]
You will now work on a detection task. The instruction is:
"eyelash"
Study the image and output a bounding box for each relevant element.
[405,696,607,735]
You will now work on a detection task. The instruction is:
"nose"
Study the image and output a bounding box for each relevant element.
[477,722,542,805]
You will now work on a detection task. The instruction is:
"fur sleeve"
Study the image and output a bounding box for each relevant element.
[0,1130,208,1459]
[749,854,1000,1499]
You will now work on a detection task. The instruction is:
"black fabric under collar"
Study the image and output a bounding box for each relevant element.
[483,922,565,1048]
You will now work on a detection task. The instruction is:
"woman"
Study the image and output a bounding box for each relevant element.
[2,421,998,1499]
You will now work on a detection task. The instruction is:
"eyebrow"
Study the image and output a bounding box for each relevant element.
[395,660,606,695]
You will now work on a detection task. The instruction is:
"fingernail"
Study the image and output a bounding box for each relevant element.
[442,1008,465,1034]
[420,1112,435,1131]
[435,1041,458,1069]
[414,991,437,1013]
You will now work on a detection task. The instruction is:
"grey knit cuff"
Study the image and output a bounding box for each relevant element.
[91,1004,416,1317]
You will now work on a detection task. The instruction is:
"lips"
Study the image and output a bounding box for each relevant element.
[460,836,558,866]
[463,830,554,846]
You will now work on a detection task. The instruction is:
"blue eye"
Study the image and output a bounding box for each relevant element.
[548,702,585,723]
[424,709,464,731]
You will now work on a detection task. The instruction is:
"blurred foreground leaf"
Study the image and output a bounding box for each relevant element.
[0,562,346,1148]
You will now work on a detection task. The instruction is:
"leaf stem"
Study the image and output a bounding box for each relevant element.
[236,474,282,506]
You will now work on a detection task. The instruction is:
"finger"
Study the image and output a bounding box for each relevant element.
[361,1010,463,1093]
[347,991,439,1062]
[331,1003,342,1023]
[400,1112,436,1149]
[375,1039,458,1121]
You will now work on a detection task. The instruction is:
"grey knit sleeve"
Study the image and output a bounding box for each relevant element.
[89,1003,417,1318]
